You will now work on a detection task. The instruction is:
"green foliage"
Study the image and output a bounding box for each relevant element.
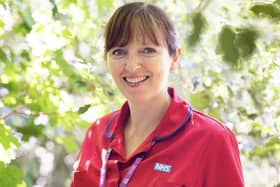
[0,124,20,150]
[14,0,34,30]
[58,0,77,9]
[251,3,280,20]
[187,11,207,47]
[0,122,20,164]
[248,136,280,159]
[16,123,45,141]
[275,0,280,6]
[78,104,91,114]
[216,25,239,66]
[190,90,211,110]
[0,0,5,6]
[236,28,258,58]
[249,122,265,137]
[216,26,258,68]
[55,136,78,153]
[96,0,114,14]
[0,49,8,62]
[0,162,26,187]
[0,0,280,186]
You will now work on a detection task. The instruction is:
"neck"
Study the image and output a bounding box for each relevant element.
[124,91,171,157]
[126,91,171,136]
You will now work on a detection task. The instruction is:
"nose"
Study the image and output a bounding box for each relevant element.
[124,54,141,72]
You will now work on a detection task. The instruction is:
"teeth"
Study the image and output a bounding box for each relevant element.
[125,76,148,83]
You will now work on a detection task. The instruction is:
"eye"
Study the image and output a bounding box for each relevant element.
[111,48,127,56]
[143,47,156,55]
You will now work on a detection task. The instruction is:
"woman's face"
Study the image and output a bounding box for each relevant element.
[106,31,180,104]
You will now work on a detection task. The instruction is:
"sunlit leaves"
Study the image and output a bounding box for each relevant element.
[249,122,263,137]
[14,0,34,31]
[236,28,258,58]
[0,49,8,62]
[16,123,45,141]
[0,19,4,30]
[56,0,77,9]
[55,136,78,153]
[216,26,258,68]
[189,89,222,121]
[96,0,114,14]
[190,90,211,110]
[78,104,91,114]
[0,124,19,163]
[0,0,279,186]
[187,11,207,47]
[0,162,26,187]
[251,2,280,20]
[216,26,239,66]
[26,22,69,56]
[275,0,280,7]
[0,0,5,7]
[248,136,280,159]
[49,0,59,17]
[0,124,19,149]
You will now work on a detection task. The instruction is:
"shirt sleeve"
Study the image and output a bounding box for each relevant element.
[70,124,100,187]
[204,127,245,187]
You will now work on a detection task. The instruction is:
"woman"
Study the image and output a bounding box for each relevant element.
[71,2,244,187]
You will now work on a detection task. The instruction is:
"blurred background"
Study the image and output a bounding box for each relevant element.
[0,0,279,186]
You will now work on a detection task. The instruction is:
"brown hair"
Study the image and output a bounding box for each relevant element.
[104,2,178,55]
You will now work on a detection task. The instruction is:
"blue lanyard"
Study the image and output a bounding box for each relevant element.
[100,104,192,187]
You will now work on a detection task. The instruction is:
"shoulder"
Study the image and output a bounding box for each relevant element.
[190,109,240,157]
[81,110,120,144]
[79,110,120,153]
[191,109,236,141]
[87,110,120,131]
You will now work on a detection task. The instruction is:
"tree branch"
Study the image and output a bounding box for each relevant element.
[0,105,24,120]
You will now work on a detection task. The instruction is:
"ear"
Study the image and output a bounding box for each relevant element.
[170,47,181,72]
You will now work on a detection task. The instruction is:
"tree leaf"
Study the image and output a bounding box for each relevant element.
[190,90,212,110]
[16,123,45,141]
[236,28,258,58]
[0,49,8,62]
[0,125,20,150]
[251,4,280,19]
[249,122,263,137]
[49,0,59,17]
[59,0,77,8]
[216,25,239,66]
[78,104,91,114]
[274,0,280,7]
[0,0,5,7]
[96,0,114,14]
[0,162,26,187]
[187,11,207,47]
[0,123,20,164]
[15,0,34,30]
[55,136,78,153]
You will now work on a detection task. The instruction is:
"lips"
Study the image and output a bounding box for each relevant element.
[123,76,149,84]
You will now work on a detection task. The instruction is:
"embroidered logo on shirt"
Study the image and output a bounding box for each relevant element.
[154,162,172,173]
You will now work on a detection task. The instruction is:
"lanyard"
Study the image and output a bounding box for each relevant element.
[99,148,112,187]
[99,148,144,187]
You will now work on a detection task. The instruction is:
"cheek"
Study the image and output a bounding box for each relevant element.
[108,62,121,74]
[158,59,172,74]
[108,65,124,84]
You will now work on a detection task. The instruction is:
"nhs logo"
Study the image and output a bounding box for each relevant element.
[154,162,172,173]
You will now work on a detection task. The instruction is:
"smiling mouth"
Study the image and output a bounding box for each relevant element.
[123,76,149,84]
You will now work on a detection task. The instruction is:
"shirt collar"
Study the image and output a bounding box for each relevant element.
[107,87,191,158]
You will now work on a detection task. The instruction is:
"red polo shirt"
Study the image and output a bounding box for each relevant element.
[71,88,244,187]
